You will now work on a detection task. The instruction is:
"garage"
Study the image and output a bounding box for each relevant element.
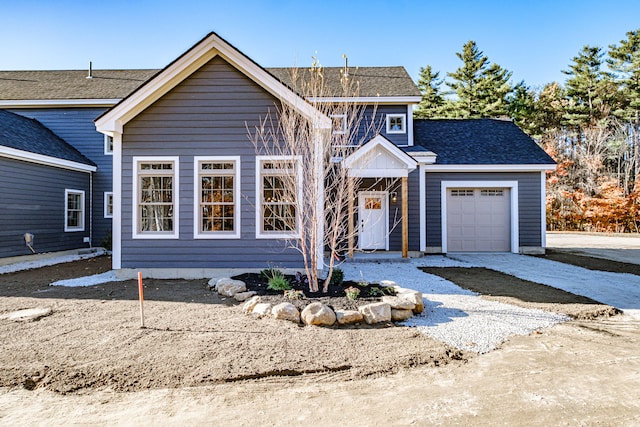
[446,188,511,252]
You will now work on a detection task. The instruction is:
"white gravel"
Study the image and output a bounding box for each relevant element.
[0,250,105,275]
[341,257,569,354]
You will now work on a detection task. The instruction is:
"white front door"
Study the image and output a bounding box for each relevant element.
[358,191,388,250]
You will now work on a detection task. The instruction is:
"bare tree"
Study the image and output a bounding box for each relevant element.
[249,57,390,292]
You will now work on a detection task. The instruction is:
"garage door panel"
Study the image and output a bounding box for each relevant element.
[446,188,510,252]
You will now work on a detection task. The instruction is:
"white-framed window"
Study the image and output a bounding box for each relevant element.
[65,189,85,232]
[194,156,241,239]
[104,192,113,218]
[386,114,406,134]
[255,155,302,239]
[133,156,179,239]
[104,135,113,155]
[330,114,347,135]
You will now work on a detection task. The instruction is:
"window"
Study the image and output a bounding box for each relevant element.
[386,114,406,134]
[256,156,301,238]
[481,189,505,197]
[65,189,85,232]
[330,114,347,135]
[133,157,179,238]
[104,135,113,155]
[194,156,240,239]
[451,189,475,197]
[104,192,113,218]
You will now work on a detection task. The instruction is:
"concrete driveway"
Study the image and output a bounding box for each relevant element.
[547,231,640,265]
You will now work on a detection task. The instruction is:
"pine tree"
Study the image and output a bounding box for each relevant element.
[508,81,540,137]
[446,40,512,118]
[414,65,445,118]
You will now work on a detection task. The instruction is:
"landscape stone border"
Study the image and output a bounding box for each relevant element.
[208,277,424,327]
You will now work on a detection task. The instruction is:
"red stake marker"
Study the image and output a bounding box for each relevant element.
[138,271,145,328]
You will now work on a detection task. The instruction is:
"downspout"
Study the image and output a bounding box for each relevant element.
[89,172,93,248]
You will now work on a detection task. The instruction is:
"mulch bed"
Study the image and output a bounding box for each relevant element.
[231,272,394,311]
[537,249,640,276]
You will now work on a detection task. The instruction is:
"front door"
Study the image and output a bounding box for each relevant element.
[358,191,388,250]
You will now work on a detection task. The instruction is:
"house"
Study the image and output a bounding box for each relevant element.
[0,32,555,276]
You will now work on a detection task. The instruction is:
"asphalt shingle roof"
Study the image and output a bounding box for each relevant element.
[0,69,158,100]
[0,66,419,101]
[0,109,95,166]
[414,119,556,165]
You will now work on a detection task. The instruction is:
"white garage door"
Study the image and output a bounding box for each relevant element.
[446,188,511,252]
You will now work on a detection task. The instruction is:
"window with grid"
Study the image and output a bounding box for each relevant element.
[196,157,240,238]
[258,157,299,237]
[135,159,177,236]
[65,189,85,232]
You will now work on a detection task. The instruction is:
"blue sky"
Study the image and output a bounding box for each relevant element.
[2,0,639,89]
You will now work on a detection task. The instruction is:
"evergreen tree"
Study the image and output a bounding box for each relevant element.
[446,40,512,118]
[508,81,540,137]
[414,65,445,118]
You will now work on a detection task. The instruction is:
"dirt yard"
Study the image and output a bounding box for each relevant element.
[1,253,639,425]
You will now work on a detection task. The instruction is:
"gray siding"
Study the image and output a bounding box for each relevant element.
[0,157,91,257]
[120,56,304,269]
[9,107,112,247]
[357,105,411,147]
[425,172,542,250]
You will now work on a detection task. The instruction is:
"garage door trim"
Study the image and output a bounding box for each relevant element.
[441,180,519,253]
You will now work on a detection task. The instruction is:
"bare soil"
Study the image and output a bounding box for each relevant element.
[1,253,639,424]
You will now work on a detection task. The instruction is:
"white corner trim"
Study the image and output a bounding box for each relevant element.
[0,99,120,108]
[440,180,519,254]
[406,105,414,146]
[193,156,241,239]
[132,156,180,239]
[427,164,556,172]
[0,145,96,173]
[541,171,547,248]
[112,133,122,269]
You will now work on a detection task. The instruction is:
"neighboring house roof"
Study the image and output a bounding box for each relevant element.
[0,69,157,101]
[0,109,95,166]
[267,66,421,98]
[0,66,418,102]
[414,119,556,165]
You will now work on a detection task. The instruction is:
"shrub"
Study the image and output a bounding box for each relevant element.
[368,287,384,297]
[329,268,344,286]
[266,270,291,291]
[260,267,279,281]
[345,286,360,300]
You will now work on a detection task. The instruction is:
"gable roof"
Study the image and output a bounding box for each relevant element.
[0,109,96,170]
[96,32,332,135]
[414,119,556,166]
[0,69,157,103]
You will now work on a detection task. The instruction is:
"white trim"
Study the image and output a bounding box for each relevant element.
[427,164,556,172]
[406,105,414,146]
[193,156,241,239]
[104,191,113,218]
[541,171,547,248]
[419,164,426,252]
[343,134,417,178]
[255,155,303,239]
[358,191,389,250]
[96,33,331,135]
[104,135,113,155]
[441,180,519,254]
[386,113,407,134]
[112,134,122,269]
[64,189,85,232]
[0,145,96,173]
[132,156,180,239]
[308,96,422,104]
[0,99,120,108]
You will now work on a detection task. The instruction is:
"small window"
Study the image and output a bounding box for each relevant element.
[386,114,406,134]
[194,157,240,239]
[104,192,113,218]
[133,157,179,238]
[451,189,475,197]
[65,189,85,232]
[256,156,301,238]
[330,114,347,135]
[481,189,504,196]
[104,135,113,155]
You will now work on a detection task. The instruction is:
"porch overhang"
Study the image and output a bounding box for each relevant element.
[343,134,417,178]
